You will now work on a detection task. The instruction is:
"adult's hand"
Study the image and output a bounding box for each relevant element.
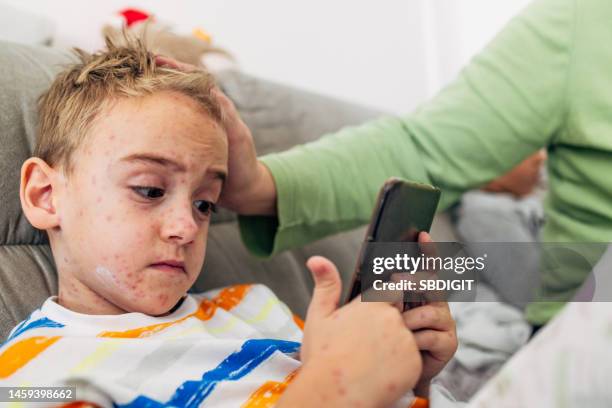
[483,150,546,197]
[155,55,277,215]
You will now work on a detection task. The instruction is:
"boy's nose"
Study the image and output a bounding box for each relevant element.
[161,204,199,245]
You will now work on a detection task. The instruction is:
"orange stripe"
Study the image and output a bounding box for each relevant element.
[0,336,61,378]
[409,397,429,408]
[215,285,251,311]
[241,370,298,407]
[292,315,304,330]
[100,285,252,338]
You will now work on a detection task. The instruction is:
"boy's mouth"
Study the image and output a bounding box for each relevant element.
[149,260,186,274]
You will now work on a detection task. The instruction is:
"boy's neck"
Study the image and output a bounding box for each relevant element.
[57,272,127,315]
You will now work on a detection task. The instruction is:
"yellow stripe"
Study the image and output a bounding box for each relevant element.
[242,297,280,325]
[0,336,61,378]
[208,296,280,335]
[207,315,241,335]
[69,340,122,375]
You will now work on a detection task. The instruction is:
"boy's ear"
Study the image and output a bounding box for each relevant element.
[20,157,61,230]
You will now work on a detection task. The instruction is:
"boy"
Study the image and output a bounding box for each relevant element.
[0,38,454,407]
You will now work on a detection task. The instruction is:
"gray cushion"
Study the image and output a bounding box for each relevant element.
[0,41,384,340]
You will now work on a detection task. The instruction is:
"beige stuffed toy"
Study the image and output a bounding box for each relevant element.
[102,15,233,70]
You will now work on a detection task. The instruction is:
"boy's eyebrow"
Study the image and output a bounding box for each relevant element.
[120,153,227,182]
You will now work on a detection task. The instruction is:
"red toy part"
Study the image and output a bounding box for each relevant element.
[118,8,151,27]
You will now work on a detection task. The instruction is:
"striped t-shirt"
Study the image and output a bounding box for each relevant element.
[0,284,420,407]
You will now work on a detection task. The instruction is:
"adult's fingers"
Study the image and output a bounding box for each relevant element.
[154,55,198,72]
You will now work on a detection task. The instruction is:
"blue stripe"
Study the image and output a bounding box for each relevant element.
[116,339,300,408]
[6,317,64,342]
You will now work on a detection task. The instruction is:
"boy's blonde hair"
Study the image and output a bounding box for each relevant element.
[35,37,222,173]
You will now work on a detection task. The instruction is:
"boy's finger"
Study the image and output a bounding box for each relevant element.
[305,256,342,321]
[402,303,453,331]
[418,231,438,259]
[413,329,457,359]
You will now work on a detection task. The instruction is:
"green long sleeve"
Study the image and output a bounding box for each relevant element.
[241,0,571,256]
[240,0,612,324]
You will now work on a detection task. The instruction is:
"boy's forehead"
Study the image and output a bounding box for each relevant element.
[88,93,228,166]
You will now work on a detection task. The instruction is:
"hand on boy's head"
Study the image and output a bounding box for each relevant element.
[155,55,200,73]
[154,55,272,215]
[297,256,422,406]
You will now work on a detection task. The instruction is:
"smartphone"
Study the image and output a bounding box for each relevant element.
[344,178,441,307]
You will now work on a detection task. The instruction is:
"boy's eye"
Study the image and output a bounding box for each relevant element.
[194,200,217,216]
[132,186,165,199]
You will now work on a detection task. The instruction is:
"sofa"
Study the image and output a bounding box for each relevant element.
[0,40,457,341]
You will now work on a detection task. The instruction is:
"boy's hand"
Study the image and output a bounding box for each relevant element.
[403,232,458,397]
[282,256,422,407]
[155,55,276,215]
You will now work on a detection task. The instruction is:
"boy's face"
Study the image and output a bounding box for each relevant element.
[54,91,227,315]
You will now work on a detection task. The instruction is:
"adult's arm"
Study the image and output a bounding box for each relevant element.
[240,0,574,257]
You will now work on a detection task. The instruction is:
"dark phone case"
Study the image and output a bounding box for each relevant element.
[344,178,441,306]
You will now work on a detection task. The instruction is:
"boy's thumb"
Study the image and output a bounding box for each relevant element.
[305,256,342,322]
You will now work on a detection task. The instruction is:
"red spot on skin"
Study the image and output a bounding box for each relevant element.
[114,254,120,260]
[105,215,113,222]
[78,210,84,216]
[321,343,329,351]
[338,387,347,396]
[387,382,397,393]
[97,197,102,203]
[130,284,137,290]
[109,134,115,141]
[91,176,96,185]
[332,368,342,378]
[102,255,108,261]
[158,293,168,304]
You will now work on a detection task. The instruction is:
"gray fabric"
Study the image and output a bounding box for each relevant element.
[0,42,73,246]
[452,190,544,309]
